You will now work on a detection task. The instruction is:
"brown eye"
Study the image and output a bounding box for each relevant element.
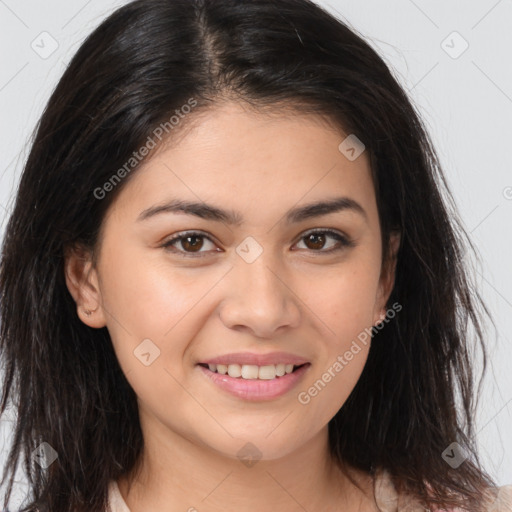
[180,234,204,252]
[294,229,354,253]
[162,231,218,256]
[304,232,327,250]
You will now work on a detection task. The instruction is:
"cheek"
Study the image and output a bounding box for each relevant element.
[297,345,369,433]
[98,246,226,371]
[304,255,382,341]
[293,253,380,413]
[295,269,377,426]
[100,244,199,331]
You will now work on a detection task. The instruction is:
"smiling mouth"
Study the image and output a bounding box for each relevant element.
[196,362,311,401]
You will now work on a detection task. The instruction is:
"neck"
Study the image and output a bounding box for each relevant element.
[117,410,376,512]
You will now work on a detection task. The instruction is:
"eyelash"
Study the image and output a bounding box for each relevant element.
[161,229,355,258]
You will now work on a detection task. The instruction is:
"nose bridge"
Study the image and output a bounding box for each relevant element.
[242,250,280,293]
[218,241,301,336]
[236,245,286,307]
[234,234,280,285]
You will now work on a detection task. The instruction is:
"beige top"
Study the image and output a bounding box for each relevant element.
[107,470,512,512]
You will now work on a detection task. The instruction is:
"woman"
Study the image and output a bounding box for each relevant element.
[0,0,509,511]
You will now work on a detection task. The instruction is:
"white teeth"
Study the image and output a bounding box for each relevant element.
[275,363,286,377]
[204,363,300,379]
[258,365,276,380]
[241,365,259,379]
[216,364,228,375]
[227,364,242,378]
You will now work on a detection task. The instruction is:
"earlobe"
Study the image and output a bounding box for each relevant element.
[64,245,107,328]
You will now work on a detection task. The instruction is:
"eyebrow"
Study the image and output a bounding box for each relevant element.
[136,196,367,225]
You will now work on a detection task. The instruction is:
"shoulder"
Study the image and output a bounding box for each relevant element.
[485,484,512,511]
[374,469,512,512]
[107,479,132,512]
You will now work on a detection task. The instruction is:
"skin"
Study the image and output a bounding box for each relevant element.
[65,101,400,512]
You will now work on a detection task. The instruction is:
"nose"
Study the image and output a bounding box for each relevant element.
[218,252,301,338]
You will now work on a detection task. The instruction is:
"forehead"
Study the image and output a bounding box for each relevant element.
[106,101,376,226]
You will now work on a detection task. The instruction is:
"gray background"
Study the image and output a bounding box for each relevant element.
[0,0,511,507]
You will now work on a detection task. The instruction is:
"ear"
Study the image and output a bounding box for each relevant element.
[64,244,107,328]
[373,231,401,326]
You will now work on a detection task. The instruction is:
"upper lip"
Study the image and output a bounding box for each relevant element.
[199,352,310,366]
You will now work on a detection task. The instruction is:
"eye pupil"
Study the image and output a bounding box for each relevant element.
[182,235,203,252]
[306,233,326,250]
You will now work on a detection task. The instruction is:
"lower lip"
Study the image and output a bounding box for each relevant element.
[197,363,311,401]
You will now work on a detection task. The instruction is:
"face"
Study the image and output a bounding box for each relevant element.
[66,101,398,462]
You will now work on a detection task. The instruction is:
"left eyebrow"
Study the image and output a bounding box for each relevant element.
[286,196,367,224]
[136,196,368,225]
